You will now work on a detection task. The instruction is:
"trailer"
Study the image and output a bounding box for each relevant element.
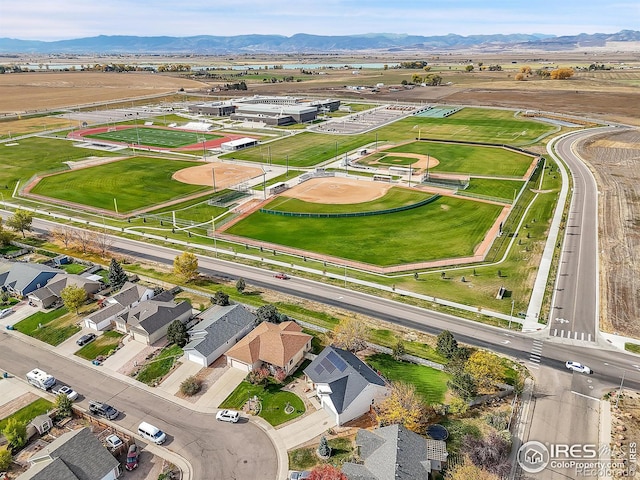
[26,368,56,390]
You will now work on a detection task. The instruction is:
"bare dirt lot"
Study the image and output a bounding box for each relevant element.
[283,177,392,204]
[172,162,263,188]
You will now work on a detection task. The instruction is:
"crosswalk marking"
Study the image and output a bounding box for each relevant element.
[549,329,595,342]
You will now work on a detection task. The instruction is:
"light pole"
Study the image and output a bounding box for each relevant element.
[211,167,217,193]
[616,370,626,408]
[344,265,347,287]
[211,217,217,258]
[509,299,515,329]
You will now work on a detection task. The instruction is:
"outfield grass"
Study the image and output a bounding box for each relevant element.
[85,127,223,148]
[136,344,183,385]
[226,196,502,266]
[31,157,208,213]
[384,141,534,177]
[0,136,118,190]
[464,178,525,201]
[219,108,554,167]
[266,187,431,214]
[75,331,124,361]
[0,398,54,431]
[365,353,449,404]
[253,170,304,191]
[150,195,229,224]
[219,380,305,426]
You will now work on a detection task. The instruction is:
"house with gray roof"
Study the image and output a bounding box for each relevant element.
[184,304,257,367]
[0,261,60,297]
[28,273,102,308]
[16,426,121,480]
[106,281,154,309]
[304,346,390,426]
[115,296,192,345]
[83,303,127,331]
[341,424,448,480]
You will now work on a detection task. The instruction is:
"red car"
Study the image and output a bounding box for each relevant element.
[125,444,139,471]
[274,273,290,280]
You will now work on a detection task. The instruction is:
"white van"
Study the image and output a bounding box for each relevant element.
[137,421,166,445]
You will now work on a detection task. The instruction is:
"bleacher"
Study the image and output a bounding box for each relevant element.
[176,122,212,132]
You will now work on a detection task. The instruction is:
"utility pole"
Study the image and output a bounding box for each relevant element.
[212,217,217,258]
[212,167,217,192]
[509,299,515,329]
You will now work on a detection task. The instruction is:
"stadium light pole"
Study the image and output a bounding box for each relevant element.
[202,139,207,160]
[211,167,217,193]
[135,113,141,147]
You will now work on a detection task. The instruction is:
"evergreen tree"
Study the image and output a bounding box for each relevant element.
[108,258,128,290]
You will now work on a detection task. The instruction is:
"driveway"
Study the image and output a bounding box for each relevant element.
[276,408,335,450]
[195,367,246,409]
[101,336,149,371]
[157,360,202,396]
[0,301,39,328]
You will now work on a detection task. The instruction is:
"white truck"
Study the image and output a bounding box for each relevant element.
[26,368,56,391]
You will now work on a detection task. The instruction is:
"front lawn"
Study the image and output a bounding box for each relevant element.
[288,435,356,470]
[365,353,449,404]
[0,398,54,431]
[219,380,305,426]
[75,331,124,360]
[14,307,81,346]
[136,344,183,385]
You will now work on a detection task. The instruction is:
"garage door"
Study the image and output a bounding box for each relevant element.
[132,330,149,344]
[230,359,250,372]
[186,351,206,367]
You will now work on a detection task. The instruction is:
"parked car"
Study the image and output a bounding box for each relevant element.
[125,444,139,471]
[274,272,290,280]
[52,385,79,401]
[565,361,592,374]
[88,400,119,420]
[0,308,14,319]
[76,333,97,346]
[105,434,123,449]
[216,409,240,423]
[289,471,311,480]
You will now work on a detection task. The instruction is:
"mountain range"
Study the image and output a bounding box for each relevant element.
[1,30,639,55]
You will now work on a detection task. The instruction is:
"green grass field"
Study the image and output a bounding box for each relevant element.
[365,353,449,404]
[85,127,223,148]
[0,137,119,190]
[266,187,431,214]
[136,344,183,385]
[31,157,209,213]
[384,142,534,177]
[219,108,554,167]
[75,331,124,360]
[227,195,502,266]
[0,398,53,430]
[464,178,525,201]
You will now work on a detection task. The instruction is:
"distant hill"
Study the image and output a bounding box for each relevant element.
[1,30,639,54]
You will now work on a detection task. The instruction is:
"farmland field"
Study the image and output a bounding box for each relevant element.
[226,195,502,266]
[30,157,209,212]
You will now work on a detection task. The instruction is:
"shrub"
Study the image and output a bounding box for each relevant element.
[0,446,12,470]
[180,376,202,396]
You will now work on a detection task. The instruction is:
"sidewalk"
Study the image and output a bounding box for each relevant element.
[276,409,335,450]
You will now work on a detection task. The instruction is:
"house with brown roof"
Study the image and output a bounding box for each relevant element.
[28,273,102,309]
[225,321,312,375]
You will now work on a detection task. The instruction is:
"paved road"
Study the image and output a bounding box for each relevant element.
[546,129,606,343]
[0,332,277,480]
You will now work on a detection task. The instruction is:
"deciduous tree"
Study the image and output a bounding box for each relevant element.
[108,258,128,290]
[60,284,87,313]
[308,464,347,480]
[51,226,74,249]
[173,252,198,282]
[6,209,33,238]
[463,431,512,477]
[375,382,433,433]
[3,418,27,449]
[0,218,16,246]
[332,317,368,352]
[167,319,189,347]
[464,351,506,392]
[446,461,499,480]
[550,67,574,79]
[0,446,12,470]
[55,392,73,417]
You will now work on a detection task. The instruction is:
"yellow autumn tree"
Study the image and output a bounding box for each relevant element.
[446,461,500,480]
[515,73,525,81]
[520,65,532,75]
[332,317,368,352]
[464,350,505,392]
[375,382,433,433]
[173,252,199,282]
[550,67,574,79]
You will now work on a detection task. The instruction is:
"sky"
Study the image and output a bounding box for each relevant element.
[0,0,637,41]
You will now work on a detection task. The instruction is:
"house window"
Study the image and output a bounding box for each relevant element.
[289,359,293,365]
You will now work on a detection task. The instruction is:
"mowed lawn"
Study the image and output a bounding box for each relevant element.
[85,127,223,148]
[218,108,553,167]
[464,178,525,201]
[226,196,502,266]
[384,141,534,177]
[365,353,449,404]
[31,157,209,212]
[0,136,118,190]
[266,188,432,214]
